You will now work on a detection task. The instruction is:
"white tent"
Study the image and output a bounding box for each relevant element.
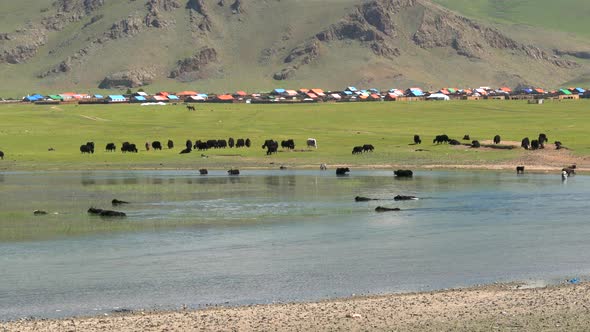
[426,93,450,101]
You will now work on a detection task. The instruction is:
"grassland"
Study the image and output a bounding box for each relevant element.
[433,0,590,39]
[0,100,589,172]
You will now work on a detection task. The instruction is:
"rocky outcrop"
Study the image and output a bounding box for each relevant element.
[38,57,72,78]
[42,0,105,31]
[108,16,143,39]
[186,0,213,32]
[412,4,578,67]
[145,0,181,28]
[98,68,156,89]
[0,28,48,64]
[273,67,297,81]
[230,0,244,14]
[169,47,219,81]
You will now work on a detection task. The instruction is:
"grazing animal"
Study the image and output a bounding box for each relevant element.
[413,135,422,144]
[145,142,150,151]
[80,144,92,154]
[186,140,193,151]
[227,169,240,175]
[320,163,327,170]
[281,139,295,150]
[152,141,162,150]
[228,137,235,148]
[521,137,530,150]
[394,170,413,177]
[236,138,245,148]
[352,146,364,154]
[121,142,138,153]
[336,167,350,176]
[433,135,450,144]
[179,148,191,154]
[186,105,195,111]
[562,167,576,176]
[206,140,219,149]
[217,139,228,148]
[516,166,525,174]
[199,169,208,175]
[245,138,251,148]
[262,139,278,155]
[86,142,95,153]
[493,135,501,144]
[112,199,129,206]
[0,150,3,160]
[463,135,470,140]
[195,141,208,150]
[471,140,481,148]
[106,143,116,152]
[87,207,126,217]
[394,195,417,201]
[449,139,461,146]
[307,138,317,149]
[33,210,48,215]
[362,144,374,152]
[167,139,174,149]
[375,206,401,212]
[355,196,378,202]
[530,139,540,150]
[554,141,563,150]
[538,133,548,145]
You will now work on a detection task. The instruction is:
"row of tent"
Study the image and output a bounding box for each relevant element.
[21,86,589,103]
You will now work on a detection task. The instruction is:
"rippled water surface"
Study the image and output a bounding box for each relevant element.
[1,170,589,320]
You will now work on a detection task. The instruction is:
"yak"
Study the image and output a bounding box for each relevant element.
[414,135,422,144]
[167,139,174,149]
[336,167,350,176]
[394,170,413,178]
[493,135,501,144]
[106,143,116,152]
[152,141,162,150]
[352,146,363,154]
[521,137,530,150]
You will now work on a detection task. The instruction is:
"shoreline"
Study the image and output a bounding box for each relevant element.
[3,281,589,331]
[0,163,586,173]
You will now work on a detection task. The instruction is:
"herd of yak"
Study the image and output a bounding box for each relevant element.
[411,132,559,150]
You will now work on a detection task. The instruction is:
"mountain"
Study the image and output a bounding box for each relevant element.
[1,0,589,96]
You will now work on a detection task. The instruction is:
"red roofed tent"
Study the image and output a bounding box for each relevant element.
[215,94,234,102]
[176,91,198,97]
[306,92,318,99]
[310,88,325,96]
[235,91,247,97]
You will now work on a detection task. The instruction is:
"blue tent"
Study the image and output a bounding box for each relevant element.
[24,94,44,101]
[94,94,104,99]
[346,86,357,92]
[273,88,286,94]
[197,94,208,99]
[167,95,180,100]
[369,88,379,93]
[343,91,353,96]
[575,88,585,94]
[133,96,147,101]
[108,95,127,102]
[523,88,533,94]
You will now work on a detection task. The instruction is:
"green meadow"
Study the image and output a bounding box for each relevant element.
[0,100,589,171]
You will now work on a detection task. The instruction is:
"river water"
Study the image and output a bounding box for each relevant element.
[1,170,589,320]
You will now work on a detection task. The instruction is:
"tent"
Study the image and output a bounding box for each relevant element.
[426,93,450,101]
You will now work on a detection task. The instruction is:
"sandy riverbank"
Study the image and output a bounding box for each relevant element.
[3,282,590,331]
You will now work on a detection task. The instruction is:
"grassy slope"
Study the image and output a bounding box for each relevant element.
[2,0,590,96]
[0,100,588,171]
[433,0,590,39]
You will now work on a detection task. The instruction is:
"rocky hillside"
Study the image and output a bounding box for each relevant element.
[0,0,589,95]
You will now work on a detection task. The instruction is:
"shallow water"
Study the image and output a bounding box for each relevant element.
[1,170,589,320]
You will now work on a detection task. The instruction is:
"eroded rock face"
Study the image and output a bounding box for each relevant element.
[145,0,181,28]
[108,16,143,39]
[99,68,156,89]
[187,0,213,31]
[169,47,219,80]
